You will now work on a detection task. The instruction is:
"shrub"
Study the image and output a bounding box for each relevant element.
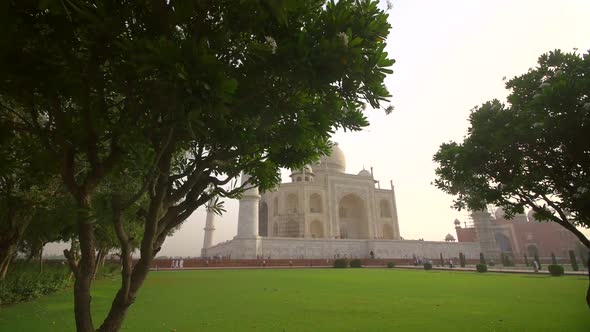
[349,259,362,268]
[459,253,466,268]
[0,261,71,305]
[423,262,432,270]
[504,255,514,267]
[387,262,396,268]
[548,264,564,276]
[476,264,487,273]
[0,260,120,305]
[333,258,348,268]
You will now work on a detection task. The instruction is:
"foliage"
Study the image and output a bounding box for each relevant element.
[524,254,529,267]
[349,259,362,268]
[0,111,65,279]
[333,258,348,268]
[548,264,565,276]
[551,253,557,265]
[423,262,433,270]
[0,260,119,305]
[0,1,394,331]
[433,49,590,249]
[387,262,396,268]
[459,253,466,268]
[476,264,488,273]
[569,250,579,271]
[0,261,70,304]
[479,253,486,265]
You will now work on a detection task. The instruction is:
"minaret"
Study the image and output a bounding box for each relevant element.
[200,200,216,257]
[236,173,260,238]
[390,180,401,239]
[471,209,500,260]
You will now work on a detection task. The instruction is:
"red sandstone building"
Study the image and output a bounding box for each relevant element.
[453,208,581,260]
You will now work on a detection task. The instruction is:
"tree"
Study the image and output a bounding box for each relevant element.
[0,109,62,279]
[433,49,590,307]
[0,1,394,331]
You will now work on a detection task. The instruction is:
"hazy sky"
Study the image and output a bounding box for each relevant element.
[45,0,590,257]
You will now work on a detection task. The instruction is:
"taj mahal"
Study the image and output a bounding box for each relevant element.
[201,144,496,260]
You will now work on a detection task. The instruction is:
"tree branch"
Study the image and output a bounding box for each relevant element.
[120,129,174,210]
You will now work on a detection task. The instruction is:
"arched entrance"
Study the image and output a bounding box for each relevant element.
[286,219,299,237]
[495,233,513,253]
[273,197,279,216]
[310,220,324,238]
[258,202,268,237]
[286,193,298,213]
[309,193,322,213]
[527,244,539,257]
[338,194,369,239]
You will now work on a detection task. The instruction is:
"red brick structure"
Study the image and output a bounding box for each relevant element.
[454,208,580,261]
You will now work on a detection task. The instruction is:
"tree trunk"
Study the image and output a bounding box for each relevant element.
[586,252,589,309]
[39,245,44,273]
[97,256,153,332]
[0,245,17,280]
[93,247,106,280]
[0,213,31,280]
[70,201,97,332]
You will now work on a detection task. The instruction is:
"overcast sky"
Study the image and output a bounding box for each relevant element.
[45,0,590,257]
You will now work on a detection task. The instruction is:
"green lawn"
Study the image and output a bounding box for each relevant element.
[0,268,588,331]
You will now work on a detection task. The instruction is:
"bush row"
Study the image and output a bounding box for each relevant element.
[548,264,564,276]
[332,258,570,276]
[332,259,363,268]
[0,261,119,305]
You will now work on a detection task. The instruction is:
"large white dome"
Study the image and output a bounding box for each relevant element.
[312,143,346,173]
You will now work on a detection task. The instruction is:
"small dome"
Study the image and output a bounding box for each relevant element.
[358,169,372,177]
[289,164,314,182]
[290,164,313,175]
[312,143,346,173]
[445,233,456,242]
[453,218,461,226]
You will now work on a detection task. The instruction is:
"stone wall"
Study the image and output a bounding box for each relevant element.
[203,237,481,260]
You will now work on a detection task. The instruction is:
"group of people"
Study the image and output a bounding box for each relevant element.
[170,259,184,269]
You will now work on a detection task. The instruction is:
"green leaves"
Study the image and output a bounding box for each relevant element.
[434,49,590,237]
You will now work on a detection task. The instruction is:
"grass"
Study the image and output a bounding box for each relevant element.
[0,268,588,331]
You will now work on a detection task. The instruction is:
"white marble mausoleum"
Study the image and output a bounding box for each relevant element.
[201,144,488,260]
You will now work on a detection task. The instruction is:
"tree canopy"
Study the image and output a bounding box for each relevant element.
[0,1,394,331]
[433,49,590,307]
[434,50,590,248]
